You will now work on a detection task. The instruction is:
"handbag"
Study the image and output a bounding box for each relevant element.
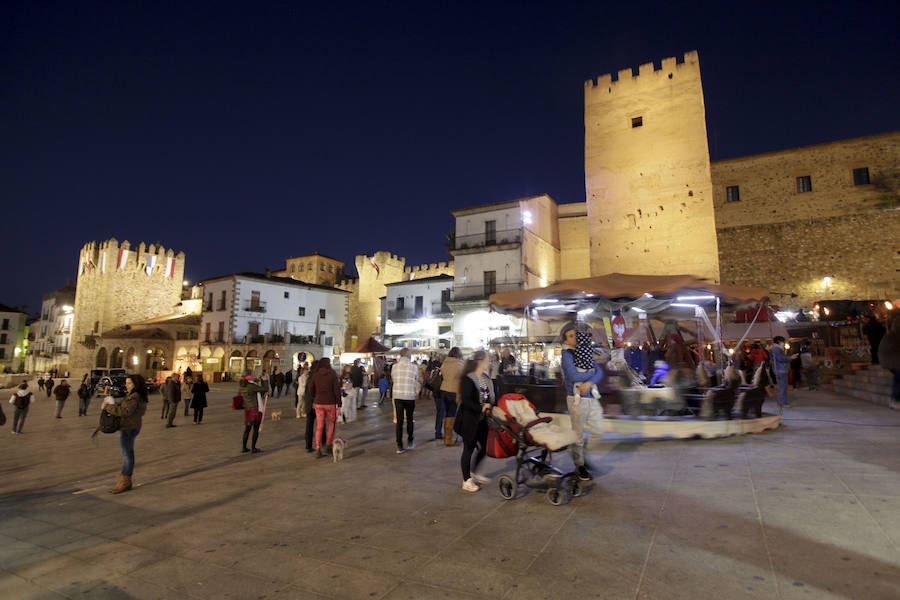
[232,395,244,410]
[427,368,443,392]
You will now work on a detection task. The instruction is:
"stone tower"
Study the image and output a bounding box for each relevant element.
[69,239,186,374]
[584,50,720,281]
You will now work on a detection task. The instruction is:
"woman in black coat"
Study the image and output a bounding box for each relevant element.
[191,375,210,424]
[454,350,494,493]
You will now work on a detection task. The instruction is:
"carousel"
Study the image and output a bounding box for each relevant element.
[488,273,783,439]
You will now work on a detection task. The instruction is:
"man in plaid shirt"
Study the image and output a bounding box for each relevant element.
[391,348,419,453]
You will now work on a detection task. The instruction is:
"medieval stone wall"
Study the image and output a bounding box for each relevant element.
[713,132,900,306]
[584,50,719,281]
[69,239,185,374]
[558,203,590,280]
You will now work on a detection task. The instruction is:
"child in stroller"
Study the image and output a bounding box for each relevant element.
[486,393,585,505]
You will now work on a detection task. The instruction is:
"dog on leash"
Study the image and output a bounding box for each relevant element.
[270,410,282,421]
[332,438,346,463]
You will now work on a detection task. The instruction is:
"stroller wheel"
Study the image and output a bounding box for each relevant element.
[547,486,568,506]
[498,475,518,500]
[565,476,583,498]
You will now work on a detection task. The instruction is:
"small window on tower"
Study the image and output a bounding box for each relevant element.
[726,186,740,203]
[631,116,643,128]
[853,167,870,186]
[797,176,812,193]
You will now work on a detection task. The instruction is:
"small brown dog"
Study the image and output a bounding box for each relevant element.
[270,410,282,421]
[332,438,346,463]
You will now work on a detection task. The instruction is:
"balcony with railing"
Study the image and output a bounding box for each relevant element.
[453,281,523,300]
[217,300,227,311]
[242,301,267,313]
[453,228,522,252]
[232,333,326,345]
[176,331,199,340]
[388,301,452,321]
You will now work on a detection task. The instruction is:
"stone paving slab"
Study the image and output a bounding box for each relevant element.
[1,383,899,599]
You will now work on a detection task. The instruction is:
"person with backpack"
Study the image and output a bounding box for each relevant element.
[101,374,150,494]
[77,375,92,416]
[36,375,45,393]
[9,382,35,434]
[44,377,54,399]
[53,379,71,418]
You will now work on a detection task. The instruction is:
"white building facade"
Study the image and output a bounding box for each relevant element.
[0,305,29,373]
[199,272,349,377]
[382,275,454,350]
[25,285,76,374]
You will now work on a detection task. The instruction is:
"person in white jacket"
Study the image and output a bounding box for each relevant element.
[9,382,36,434]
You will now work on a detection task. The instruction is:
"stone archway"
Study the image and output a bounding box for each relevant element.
[145,347,167,371]
[95,347,108,368]
[110,347,124,368]
[245,350,261,376]
[229,350,244,377]
[125,347,137,371]
[262,349,280,375]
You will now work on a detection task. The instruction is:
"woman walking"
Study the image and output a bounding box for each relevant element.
[191,375,209,424]
[878,311,900,410]
[101,374,150,493]
[454,350,494,492]
[295,365,310,419]
[239,374,268,453]
[308,357,341,458]
[437,347,464,446]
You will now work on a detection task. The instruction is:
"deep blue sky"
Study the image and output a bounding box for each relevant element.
[2,1,899,314]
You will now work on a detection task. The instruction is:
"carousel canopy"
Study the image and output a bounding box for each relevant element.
[352,337,390,353]
[489,273,769,312]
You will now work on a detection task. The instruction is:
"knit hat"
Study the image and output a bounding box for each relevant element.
[558,321,577,343]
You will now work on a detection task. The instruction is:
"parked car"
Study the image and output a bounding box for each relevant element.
[94,373,127,398]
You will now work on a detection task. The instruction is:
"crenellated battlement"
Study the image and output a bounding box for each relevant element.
[403,260,454,277]
[584,50,699,91]
[77,239,185,279]
[335,278,359,292]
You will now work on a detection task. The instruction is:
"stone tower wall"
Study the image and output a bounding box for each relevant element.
[584,50,720,281]
[69,239,186,373]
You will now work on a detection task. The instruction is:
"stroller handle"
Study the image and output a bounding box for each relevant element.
[524,416,553,429]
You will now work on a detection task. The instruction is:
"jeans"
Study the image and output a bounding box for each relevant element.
[434,391,458,436]
[119,427,140,476]
[354,387,364,407]
[775,370,790,407]
[183,398,191,416]
[12,406,29,432]
[78,396,91,416]
[395,399,415,448]
[193,407,204,423]
[460,420,487,480]
[305,404,327,449]
[166,401,179,426]
[55,400,66,417]
[314,404,338,449]
[566,395,604,467]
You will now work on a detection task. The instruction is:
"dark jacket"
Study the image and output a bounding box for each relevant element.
[349,365,365,387]
[274,372,285,387]
[53,382,71,401]
[309,367,341,406]
[191,381,209,409]
[453,375,489,441]
[878,318,900,371]
[104,390,148,431]
[240,380,268,409]
[165,379,181,403]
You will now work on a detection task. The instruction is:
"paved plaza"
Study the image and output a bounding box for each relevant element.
[1,382,899,599]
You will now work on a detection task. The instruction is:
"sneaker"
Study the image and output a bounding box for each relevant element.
[396,447,406,454]
[461,479,480,492]
[472,473,490,485]
[408,440,416,450]
[576,466,593,481]
[242,448,250,453]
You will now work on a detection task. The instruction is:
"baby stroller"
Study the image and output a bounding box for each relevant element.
[486,393,584,505]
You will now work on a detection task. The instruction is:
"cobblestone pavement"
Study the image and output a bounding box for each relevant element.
[1,382,899,599]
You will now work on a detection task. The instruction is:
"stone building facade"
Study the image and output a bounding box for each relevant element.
[69,239,186,375]
[712,131,900,306]
[275,252,347,287]
[584,50,720,282]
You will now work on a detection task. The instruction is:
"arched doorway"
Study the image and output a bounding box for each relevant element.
[145,347,167,371]
[229,350,244,378]
[209,347,225,373]
[110,347,124,368]
[245,350,261,376]
[293,351,315,370]
[262,349,280,375]
[125,347,137,371]
[95,347,108,368]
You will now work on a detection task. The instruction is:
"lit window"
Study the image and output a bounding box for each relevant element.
[726,186,740,203]
[853,167,870,186]
[797,176,812,193]
[290,264,295,273]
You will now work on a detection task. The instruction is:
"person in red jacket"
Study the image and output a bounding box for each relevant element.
[308,357,342,458]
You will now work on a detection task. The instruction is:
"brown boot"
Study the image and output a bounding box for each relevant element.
[444,418,458,446]
[109,475,132,494]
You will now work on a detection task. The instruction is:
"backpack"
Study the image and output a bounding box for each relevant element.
[427,368,443,392]
[91,409,121,438]
[14,392,32,409]
[232,395,244,410]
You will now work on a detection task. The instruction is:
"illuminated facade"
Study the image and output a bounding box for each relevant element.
[382,275,454,350]
[25,284,76,374]
[0,304,28,373]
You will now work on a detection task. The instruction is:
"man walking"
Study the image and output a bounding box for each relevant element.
[53,379,71,418]
[44,377,54,399]
[165,374,181,427]
[770,336,792,409]
[350,359,366,409]
[391,348,419,453]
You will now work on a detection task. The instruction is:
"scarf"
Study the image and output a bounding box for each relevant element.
[466,371,495,406]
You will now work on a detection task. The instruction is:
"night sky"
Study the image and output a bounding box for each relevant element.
[3,1,899,314]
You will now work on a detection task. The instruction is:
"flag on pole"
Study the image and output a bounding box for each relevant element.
[99,252,106,273]
[145,254,156,276]
[369,256,380,278]
[165,256,176,279]
[117,248,129,270]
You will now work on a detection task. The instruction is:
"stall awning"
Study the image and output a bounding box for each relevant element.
[489,273,769,311]
[352,337,390,353]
